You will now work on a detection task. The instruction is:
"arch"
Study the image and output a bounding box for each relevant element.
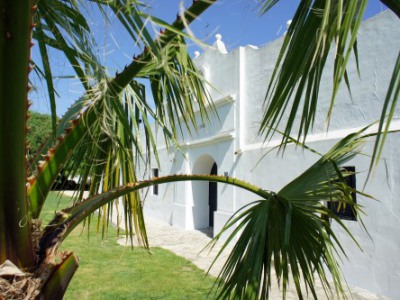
[192,154,217,229]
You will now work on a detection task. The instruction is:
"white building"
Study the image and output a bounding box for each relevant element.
[141,11,400,299]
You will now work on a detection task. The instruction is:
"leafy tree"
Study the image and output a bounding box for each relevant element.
[0,1,398,299]
[27,111,53,157]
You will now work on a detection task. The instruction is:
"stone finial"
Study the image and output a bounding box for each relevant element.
[194,51,200,58]
[213,33,228,54]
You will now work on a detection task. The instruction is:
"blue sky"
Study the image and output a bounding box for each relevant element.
[149,0,387,53]
[30,0,388,116]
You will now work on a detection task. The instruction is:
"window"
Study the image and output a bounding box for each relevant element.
[152,168,159,196]
[328,166,357,221]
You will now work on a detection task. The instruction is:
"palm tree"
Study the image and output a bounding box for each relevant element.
[0,0,398,299]
[1,0,217,297]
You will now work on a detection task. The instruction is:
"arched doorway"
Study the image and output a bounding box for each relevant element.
[192,155,217,230]
[209,163,217,227]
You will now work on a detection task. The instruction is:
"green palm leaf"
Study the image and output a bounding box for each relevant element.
[28,0,215,217]
[210,127,374,299]
[258,0,400,175]
[257,0,280,14]
[38,174,272,259]
[368,51,400,178]
[259,0,367,147]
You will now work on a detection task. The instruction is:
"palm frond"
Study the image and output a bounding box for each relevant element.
[257,0,280,14]
[38,174,272,260]
[36,0,93,91]
[368,51,400,179]
[29,1,216,247]
[34,18,58,135]
[210,127,375,299]
[259,0,367,149]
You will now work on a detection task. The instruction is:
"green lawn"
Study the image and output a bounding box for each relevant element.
[42,193,216,299]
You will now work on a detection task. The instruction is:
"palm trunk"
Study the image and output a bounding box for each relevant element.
[0,0,35,269]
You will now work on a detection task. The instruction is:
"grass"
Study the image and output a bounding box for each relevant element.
[41,192,217,299]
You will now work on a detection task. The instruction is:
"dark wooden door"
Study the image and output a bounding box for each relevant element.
[209,163,217,227]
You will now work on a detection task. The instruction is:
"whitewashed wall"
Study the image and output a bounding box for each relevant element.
[140,11,400,299]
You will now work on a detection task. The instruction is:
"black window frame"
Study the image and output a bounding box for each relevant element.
[327,166,357,221]
[152,168,159,196]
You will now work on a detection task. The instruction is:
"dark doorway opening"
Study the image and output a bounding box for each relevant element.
[209,163,218,227]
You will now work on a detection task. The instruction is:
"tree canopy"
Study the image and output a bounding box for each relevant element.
[27,111,53,156]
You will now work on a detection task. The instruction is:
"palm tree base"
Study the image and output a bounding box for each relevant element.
[0,260,40,299]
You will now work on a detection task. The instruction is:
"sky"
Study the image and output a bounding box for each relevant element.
[30,0,389,116]
[148,0,387,53]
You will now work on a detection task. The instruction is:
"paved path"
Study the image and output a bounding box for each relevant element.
[117,217,228,278]
[117,217,389,300]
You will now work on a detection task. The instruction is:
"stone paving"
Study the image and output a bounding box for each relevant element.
[118,218,228,278]
[117,217,389,300]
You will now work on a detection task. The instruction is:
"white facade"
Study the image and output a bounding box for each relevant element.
[141,11,400,299]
